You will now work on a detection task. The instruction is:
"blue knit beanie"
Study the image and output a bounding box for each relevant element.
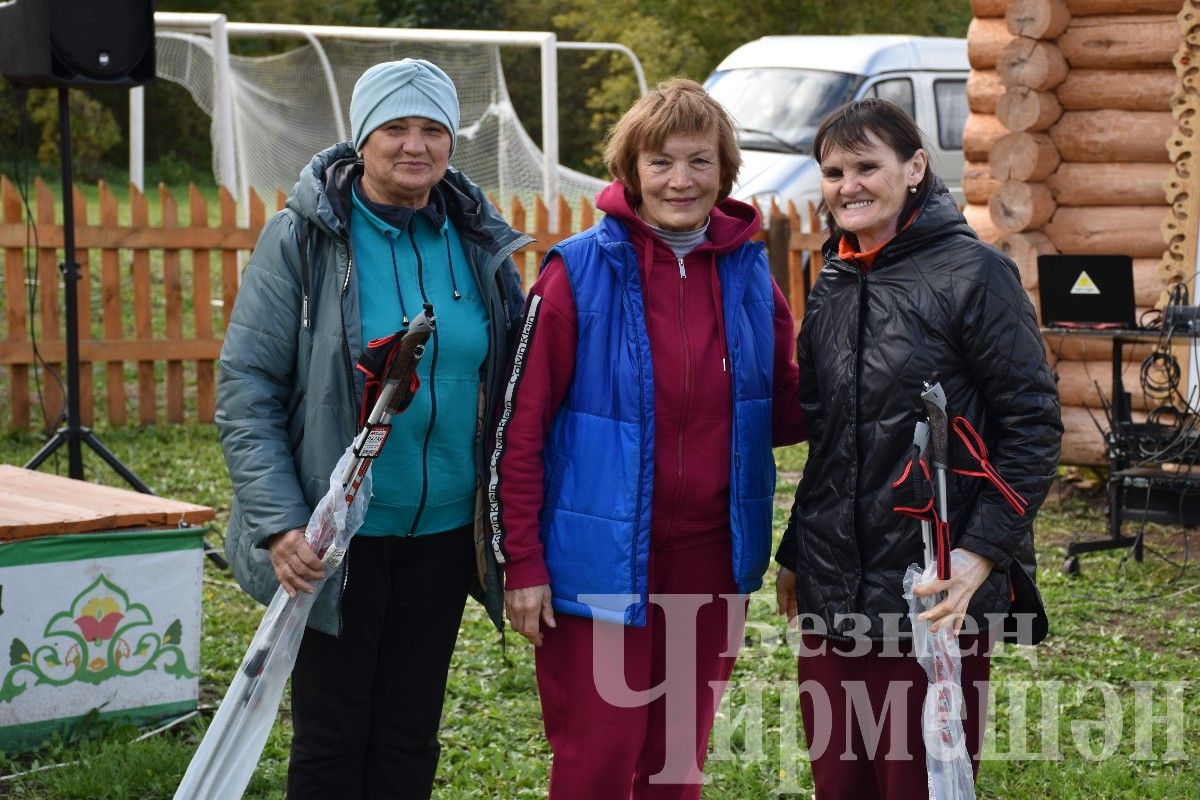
[349,59,460,155]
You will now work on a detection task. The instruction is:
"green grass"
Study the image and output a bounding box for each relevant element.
[0,429,1197,798]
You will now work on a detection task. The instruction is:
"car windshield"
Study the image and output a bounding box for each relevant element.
[705,68,862,154]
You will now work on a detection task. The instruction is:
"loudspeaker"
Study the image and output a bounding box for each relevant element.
[0,0,155,87]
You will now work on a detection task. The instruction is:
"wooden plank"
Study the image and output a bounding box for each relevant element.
[509,197,531,288]
[0,223,262,250]
[161,185,184,423]
[220,187,238,329]
[73,184,93,426]
[98,182,125,425]
[0,465,214,539]
[0,339,224,366]
[249,190,265,232]
[36,178,62,425]
[130,184,156,425]
[2,176,29,428]
[557,195,571,234]
[190,185,215,423]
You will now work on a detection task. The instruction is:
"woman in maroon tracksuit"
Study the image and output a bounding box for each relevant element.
[489,80,804,798]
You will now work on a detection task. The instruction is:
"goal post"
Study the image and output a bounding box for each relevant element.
[146,13,646,231]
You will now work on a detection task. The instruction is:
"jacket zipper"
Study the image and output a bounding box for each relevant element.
[670,255,692,527]
[848,268,868,624]
[406,227,437,536]
[337,246,355,636]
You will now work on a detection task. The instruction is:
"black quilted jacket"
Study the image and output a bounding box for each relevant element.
[776,179,1062,640]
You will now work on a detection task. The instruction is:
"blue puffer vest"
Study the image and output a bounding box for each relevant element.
[540,216,777,627]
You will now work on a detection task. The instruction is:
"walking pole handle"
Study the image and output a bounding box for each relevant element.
[920,381,949,469]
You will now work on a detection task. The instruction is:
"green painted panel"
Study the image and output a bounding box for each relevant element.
[0,528,206,568]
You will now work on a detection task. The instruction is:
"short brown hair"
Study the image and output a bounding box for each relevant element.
[603,78,741,201]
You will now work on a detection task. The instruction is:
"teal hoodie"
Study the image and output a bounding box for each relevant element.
[217,142,530,635]
[350,183,489,536]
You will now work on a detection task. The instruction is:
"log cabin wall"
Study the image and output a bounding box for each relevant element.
[964,0,1184,465]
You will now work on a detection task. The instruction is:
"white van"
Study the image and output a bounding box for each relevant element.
[703,35,969,222]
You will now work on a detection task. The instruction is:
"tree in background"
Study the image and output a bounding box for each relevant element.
[0,0,973,184]
[0,80,123,182]
[27,89,122,180]
[377,0,499,29]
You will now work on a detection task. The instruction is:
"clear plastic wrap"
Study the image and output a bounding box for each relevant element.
[175,447,371,800]
[903,561,977,800]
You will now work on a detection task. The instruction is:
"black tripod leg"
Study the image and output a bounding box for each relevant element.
[23,429,70,471]
[80,429,152,493]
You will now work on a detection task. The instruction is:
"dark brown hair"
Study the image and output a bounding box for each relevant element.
[812,98,934,242]
[603,78,741,201]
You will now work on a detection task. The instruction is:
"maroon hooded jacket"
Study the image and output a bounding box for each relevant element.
[494,182,804,590]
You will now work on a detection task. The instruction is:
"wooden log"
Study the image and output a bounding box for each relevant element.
[1056,69,1176,111]
[997,38,1069,91]
[1064,0,1182,17]
[1059,405,1106,466]
[964,161,1001,205]
[968,17,1015,70]
[990,181,1057,231]
[1046,162,1170,206]
[1044,206,1171,257]
[964,202,1003,244]
[963,113,1009,163]
[1049,111,1173,162]
[989,132,1061,181]
[1043,332,1157,363]
[1058,15,1180,69]
[1007,0,1072,39]
[968,70,1005,114]
[1134,258,1167,306]
[1054,360,1161,412]
[997,85,1063,131]
[973,0,1010,18]
[999,231,1056,288]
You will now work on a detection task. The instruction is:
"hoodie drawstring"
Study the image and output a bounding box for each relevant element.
[385,231,411,327]
[443,230,462,301]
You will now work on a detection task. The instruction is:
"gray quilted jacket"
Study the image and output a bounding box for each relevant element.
[216,142,529,635]
[776,178,1062,640]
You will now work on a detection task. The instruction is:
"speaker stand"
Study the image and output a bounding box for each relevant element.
[24,87,150,489]
[23,89,228,569]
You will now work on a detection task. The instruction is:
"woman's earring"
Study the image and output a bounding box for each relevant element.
[909,186,917,194]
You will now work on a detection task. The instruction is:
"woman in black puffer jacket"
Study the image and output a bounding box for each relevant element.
[774,98,1062,799]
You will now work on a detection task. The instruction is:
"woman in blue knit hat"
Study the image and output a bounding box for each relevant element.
[216,58,529,798]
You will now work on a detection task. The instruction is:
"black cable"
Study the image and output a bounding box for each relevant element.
[11,88,67,445]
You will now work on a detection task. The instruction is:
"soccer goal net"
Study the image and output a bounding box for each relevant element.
[152,16,619,224]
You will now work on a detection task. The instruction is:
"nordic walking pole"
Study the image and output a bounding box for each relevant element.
[912,420,934,569]
[920,379,951,579]
[175,306,435,800]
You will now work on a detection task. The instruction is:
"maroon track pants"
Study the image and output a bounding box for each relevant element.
[797,633,992,800]
[533,533,744,800]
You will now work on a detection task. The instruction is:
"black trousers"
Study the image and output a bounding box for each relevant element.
[287,525,475,800]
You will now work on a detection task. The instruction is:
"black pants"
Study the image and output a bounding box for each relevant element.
[287,525,475,800]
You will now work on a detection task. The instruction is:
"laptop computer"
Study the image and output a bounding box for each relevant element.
[1036,254,1136,330]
